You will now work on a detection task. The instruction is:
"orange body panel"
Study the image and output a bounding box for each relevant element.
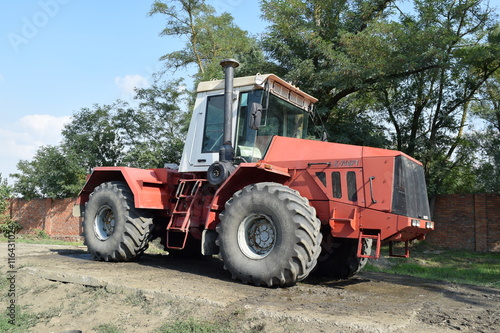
[78,136,434,247]
[78,166,173,209]
[261,137,433,242]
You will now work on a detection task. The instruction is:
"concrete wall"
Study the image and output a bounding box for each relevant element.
[4,194,500,251]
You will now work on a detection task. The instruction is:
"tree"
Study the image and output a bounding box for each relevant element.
[11,146,86,200]
[149,0,265,83]
[61,78,189,172]
[12,76,189,199]
[471,68,500,192]
[61,102,124,173]
[260,0,500,195]
[370,0,500,195]
[123,77,189,168]
[260,0,401,107]
[0,174,21,235]
[260,0,411,146]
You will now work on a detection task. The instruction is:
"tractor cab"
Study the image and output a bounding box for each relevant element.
[178,73,318,173]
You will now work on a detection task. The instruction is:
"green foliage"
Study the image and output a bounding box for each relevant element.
[34,229,49,239]
[261,0,500,195]
[0,174,12,219]
[470,70,500,192]
[62,79,189,171]
[149,0,267,85]
[11,146,86,199]
[11,78,188,199]
[62,103,124,172]
[0,174,21,236]
[128,78,189,167]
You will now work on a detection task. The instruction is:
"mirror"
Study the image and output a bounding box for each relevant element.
[250,102,263,130]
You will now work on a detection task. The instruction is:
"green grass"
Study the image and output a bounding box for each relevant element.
[155,318,234,333]
[0,234,83,246]
[0,307,38,333]
[93,323,124,333]
[365,242,500,288]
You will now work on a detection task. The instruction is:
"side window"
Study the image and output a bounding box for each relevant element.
[332,172,342,199]
[347,171,358,201]
[202,95,224,153]
[316,172,326,187]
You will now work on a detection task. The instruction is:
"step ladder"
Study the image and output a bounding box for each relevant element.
[166,179,203,250]
[357,230,381,259]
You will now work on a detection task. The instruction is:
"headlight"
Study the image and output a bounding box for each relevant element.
[425,222,434,229]
[411,219,420,227]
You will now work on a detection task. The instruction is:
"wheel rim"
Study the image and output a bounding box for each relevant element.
[237,213,276,259]
[94,205,116,241]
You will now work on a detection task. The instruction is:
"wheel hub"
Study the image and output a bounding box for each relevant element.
[94,205,116,241]
[238,213,276,259]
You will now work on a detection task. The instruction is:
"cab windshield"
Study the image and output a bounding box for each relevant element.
[235,90,308,162]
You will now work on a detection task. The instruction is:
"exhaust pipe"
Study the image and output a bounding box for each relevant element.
[207,58,240,186]
[219,58,240,162]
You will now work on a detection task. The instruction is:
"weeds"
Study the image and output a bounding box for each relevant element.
[365,242,500,288]
[155,318,233,333]
[94,323,124,333]
[0,306,38,333]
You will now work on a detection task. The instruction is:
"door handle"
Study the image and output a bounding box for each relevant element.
[369,176,377,204]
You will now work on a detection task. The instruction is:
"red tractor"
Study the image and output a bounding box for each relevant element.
[74,59,434,287]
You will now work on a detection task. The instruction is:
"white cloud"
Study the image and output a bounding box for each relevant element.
[0,114,71,181]
[18,114,71,143]
[114,74,149,98]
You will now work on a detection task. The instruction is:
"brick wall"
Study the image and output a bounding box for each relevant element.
[427,194,500,252]
[3,194,500,252]
[8,198,82,241]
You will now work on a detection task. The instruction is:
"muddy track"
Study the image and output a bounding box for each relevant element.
[1,243,499,333]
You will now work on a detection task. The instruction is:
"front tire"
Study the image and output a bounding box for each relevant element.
[216,182,322,287]
[83,181,153,261]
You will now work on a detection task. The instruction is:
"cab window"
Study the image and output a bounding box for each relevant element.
[202,95,224,153]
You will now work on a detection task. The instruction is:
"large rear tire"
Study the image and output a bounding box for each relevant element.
[216,182,322,287]
[313,233,372,279]
[83,181,153,261]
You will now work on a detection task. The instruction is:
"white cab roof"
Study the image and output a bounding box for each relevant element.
[197,74,318,111]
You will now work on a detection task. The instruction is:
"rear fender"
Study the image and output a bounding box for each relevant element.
[76,167,171,213]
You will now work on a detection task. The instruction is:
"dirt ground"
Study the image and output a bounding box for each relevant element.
[1,242,499,333]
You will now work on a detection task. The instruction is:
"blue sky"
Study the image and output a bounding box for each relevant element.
[0,0,264,183]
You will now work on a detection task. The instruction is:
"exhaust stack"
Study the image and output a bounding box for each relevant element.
[207,58,239,186]
[219,58,240,162]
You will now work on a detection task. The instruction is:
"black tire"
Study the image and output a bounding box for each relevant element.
[313,233,372,279]
[216,182,322,287]
[83,181,153,261]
